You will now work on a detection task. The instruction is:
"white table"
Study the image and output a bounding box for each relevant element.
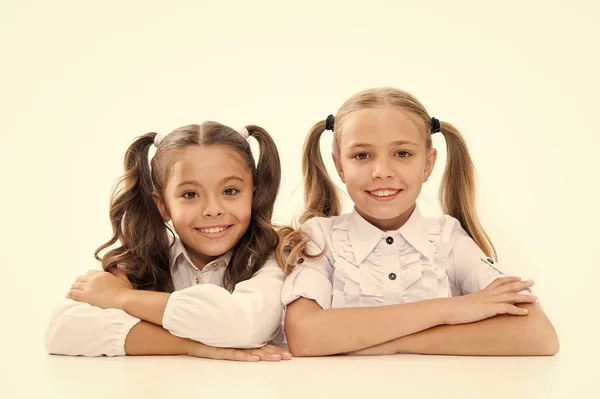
[3,348,592,399]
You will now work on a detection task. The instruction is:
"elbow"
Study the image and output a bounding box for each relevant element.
[201,309,282,349]
[236,317,283,349]
[285,321,319,357]
[537,326,560,356]
[44,326,60,355]
[547,337,560,356]
[526,306,560,356]
[287,341,314,357]
[234,303,284,349]
[231,324,274,349]
[44,305,73,355]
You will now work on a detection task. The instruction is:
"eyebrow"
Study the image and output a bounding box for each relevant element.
[347,140,418,150]
[175,175,244,188]
[218,175,245,185]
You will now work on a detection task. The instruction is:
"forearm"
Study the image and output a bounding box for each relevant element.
[286,298,447,356]
[124,321,190,355]
[350,304,559,356]
[120,290,170,325]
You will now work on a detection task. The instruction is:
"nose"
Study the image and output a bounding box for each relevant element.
[202,196,224,218]
[371,158,395,180]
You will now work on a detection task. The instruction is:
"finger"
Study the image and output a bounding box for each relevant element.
[501,293,537,304]
[260,345,292,360]
[220,349,260,362]
[267,346,293,360]
[486,276,521,290]
[75,275,89,283]
[66,290,84,302]
[498,303,529,316]
[251,349,282,362]
[259,344,285,354]
[495,280,534,294]
[70,282,86,291]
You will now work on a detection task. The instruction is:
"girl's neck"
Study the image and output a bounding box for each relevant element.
[355,203,416,232]
[183,244,219,270]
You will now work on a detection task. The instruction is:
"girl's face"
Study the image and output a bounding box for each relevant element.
[154,144,253,269]
[333,106,437,231]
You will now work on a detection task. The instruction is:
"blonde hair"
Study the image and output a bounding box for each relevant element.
[276,87,496,274]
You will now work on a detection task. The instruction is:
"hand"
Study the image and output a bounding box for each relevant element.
[67,270,134,310]
[444,276,536,325]
[186,342,293,362]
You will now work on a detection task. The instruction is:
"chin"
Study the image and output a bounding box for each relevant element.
[201,243,235,256]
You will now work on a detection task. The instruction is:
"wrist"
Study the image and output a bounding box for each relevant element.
[181,338,194,356]
[117,289,136,312]
[430,297,453,325]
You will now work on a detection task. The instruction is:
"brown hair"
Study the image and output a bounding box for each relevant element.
[276,87,496,273]
[95,122,281,292]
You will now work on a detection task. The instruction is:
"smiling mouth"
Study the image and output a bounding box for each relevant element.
[366,189,400,197]
[194,225,232,235]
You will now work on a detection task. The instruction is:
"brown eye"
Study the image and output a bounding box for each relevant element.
[354,153,369,160]
[396,151,411,158]
[223,188,239,196]
[183,192,198,199]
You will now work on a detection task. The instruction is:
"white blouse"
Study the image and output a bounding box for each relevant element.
[282,206,532,310]
[46,237,285,357]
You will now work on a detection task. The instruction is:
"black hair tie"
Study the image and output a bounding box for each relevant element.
[325,114,335,131]
[430,117,441,134]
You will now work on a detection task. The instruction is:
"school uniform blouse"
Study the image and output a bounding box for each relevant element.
[46,237,285,357]
[281,206,531,310]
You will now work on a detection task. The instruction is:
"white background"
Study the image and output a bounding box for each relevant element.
[1,0,598,397]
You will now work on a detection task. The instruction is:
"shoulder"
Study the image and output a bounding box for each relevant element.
[300,214,351,235]
[251,256,285,280]
[300,214,350,249]
[434,214,469,242]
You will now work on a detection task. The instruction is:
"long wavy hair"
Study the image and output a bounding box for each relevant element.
[95,122,281,292]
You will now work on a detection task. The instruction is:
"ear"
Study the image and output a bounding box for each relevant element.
[332,153,345,183]
[423,148,437,183]
[152,191,171,222]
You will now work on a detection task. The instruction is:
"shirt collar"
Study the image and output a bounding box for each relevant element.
[349,205,435,265]
[169,236,233,272]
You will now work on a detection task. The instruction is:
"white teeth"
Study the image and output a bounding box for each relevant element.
[370,190,398,197]
[199,227,227,233]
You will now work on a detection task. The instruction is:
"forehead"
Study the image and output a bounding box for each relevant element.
[168,144,251,185]
[340,106,425,148]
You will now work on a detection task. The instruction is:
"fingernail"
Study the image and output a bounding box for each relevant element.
[251,355,260,361]
[271,354,281,359]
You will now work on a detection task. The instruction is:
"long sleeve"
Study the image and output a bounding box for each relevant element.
[45,299,140,357]
[162,258,284,348]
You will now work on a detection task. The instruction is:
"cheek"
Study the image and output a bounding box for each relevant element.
[230,196,253,225]
[341,164,364,183]
[169,202,196,224]
[404,159,428,181]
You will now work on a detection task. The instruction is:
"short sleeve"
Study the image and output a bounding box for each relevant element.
[281,218,334,310]
[443,216,533,296]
